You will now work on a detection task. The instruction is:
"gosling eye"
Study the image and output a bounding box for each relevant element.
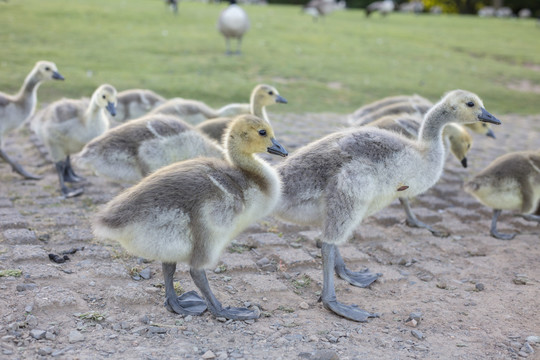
[102,95,106,99]
[258,129,267,136]
[268,91,274,96]
[466,101,475,107]
[482,123,487,128]
[45,67,50,71]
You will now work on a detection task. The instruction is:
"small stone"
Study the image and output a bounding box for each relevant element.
[290,242,302,249]
[148,326,167,334]
[214,266,224,274]
[475,283,485,291]
[38,347,53,356]
[184,315,193,322]
[202,350,216,359]
[308,335,318,342]
[513,274,529,285]
[526,336,540,344]
[299,302,309,310]
[30,329,46,340]
[68,330,85,343]
[140,315,150,324]
[25,315,38,328]
[216,317,227,323]
[436,282,447,289]
[25,304,34,313]
[139,268,152,280]
[511,341,523,349]
[518,351,529,358]
[45,331,56,341]
[89,281,96,287]
[411,330,424,340]
[311,349,339,360]
[16,283,37,292]
[405,319,418,328]
[521,343,534,354]
[256,257,270,267]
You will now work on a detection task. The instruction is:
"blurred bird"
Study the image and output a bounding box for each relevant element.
[303,0,346,21]
[218,0,250,55]
[366,0,394,17]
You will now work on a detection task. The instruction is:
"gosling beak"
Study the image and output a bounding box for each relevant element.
[478,108,501,125]
[267,138,288,157]
[461,157,468,168]
[106,101,117,117]
[486,128,496,139]
[275,95,288,104]
[52,71,64,81]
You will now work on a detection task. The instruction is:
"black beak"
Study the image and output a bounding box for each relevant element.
[461,157,467,168]
[106,101,117,117]
[275,95,288,104]
[267,138,288,157]
[478,108,501,125]
[52,71,64,81]
[486,128,496,139]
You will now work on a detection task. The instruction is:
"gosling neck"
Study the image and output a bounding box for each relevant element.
[85,97,106,126]
[15,70,42,114]
[418,106,451,144]
[250,95,270,123]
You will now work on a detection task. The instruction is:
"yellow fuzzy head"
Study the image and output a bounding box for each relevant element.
[440,89,500,126]
[34,60,64,81]
[93,84,118,116]
[445,123,473,165]
[250,84,288,107]
[223,114,288,158]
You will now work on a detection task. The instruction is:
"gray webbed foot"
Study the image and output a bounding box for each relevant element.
[490,229,516,241]
[0,148,42,180]
[61,186,84,198]
[209,305,260,320]
[334,247,380,288]
[322,299,378,322]
[164,290,207,316]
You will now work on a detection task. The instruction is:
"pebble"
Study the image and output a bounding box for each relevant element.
[26,315,38,328]
[475,283,485,291]
[513,274,529,285]
[30,329,46,340]
[405,319,418,328]
[411,330,424,340]
[68,330,85,343]
[526,336,540,344]
[139,268,152,280]
[25,305,33,313]
[38,347,53,356]
[148,326,167,334]
[290,242,302,248]
[202,350,216,359]
[45,331,56,341]
[140,315,151,324]
[311,349,339,360]
[299,302,309,310]
[256,257,270,267]
[521,343,534,354]
[16,283,37,292]
[518,351,529,357]
[308,335,318,342]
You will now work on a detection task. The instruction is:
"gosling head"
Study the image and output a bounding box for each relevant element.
[446,123,473,168]
[251,84,288,107]
[224,114,288,158]
[440,90,501,127]
[465,122,496,139]
[92,84,117,117]
[34,61,64,81]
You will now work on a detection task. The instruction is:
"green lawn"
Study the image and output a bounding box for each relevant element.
[1,0,539,114]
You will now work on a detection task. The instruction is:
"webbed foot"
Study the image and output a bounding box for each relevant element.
[336,265,381,288]
[490,230,516,241]
[209,305,260,320]
[322,299,378,322]
[164,290,207,315]
[61,187,84,198]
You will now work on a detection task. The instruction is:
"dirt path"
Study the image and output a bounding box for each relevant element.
[0,112,539,360]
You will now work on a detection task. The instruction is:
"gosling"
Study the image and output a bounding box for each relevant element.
[464,150,540,240]
[93,114,288,320]
[111,89,165,124]
[75,114,223,184]
[195,84,287,143]
[274,90,501,321]
[31,84,117,198]
[0,61,64,179]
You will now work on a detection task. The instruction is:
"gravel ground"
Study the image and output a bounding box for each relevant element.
[0,111,539,360]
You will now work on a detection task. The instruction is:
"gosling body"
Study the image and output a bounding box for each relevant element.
[76,114,223,184]
[464,150,540,240]
[274,90,501,321]
[0,61,64,179]
[31,84,117,197]
[112,89,166,124]
[94,114,288,320]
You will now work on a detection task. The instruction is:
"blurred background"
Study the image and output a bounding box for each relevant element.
[0,0,539,115]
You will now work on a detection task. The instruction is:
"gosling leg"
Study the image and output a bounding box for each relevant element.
[55,160,84,198]
[320,243,378,322]
[63,155,85,183]
[490,209,516,240]
[519,214,540,223]
[334,247,381,288]
[0,146,42,180]
[190,267,260,320]
[162,263,207,315]
[400,197,449,237]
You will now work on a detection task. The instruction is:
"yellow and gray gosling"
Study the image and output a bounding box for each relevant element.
[0,60,64,179]
[31,84,117,198]
[218,0,250,55]
[110,89,166,125]
[75,114,223,184]
[93,114,288,320]
[366,114,473,237]
[195,84,287,143]
[274,90,501,322]
[464,150,540,240]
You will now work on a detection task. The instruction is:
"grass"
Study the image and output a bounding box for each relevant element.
[1,0,539,115]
